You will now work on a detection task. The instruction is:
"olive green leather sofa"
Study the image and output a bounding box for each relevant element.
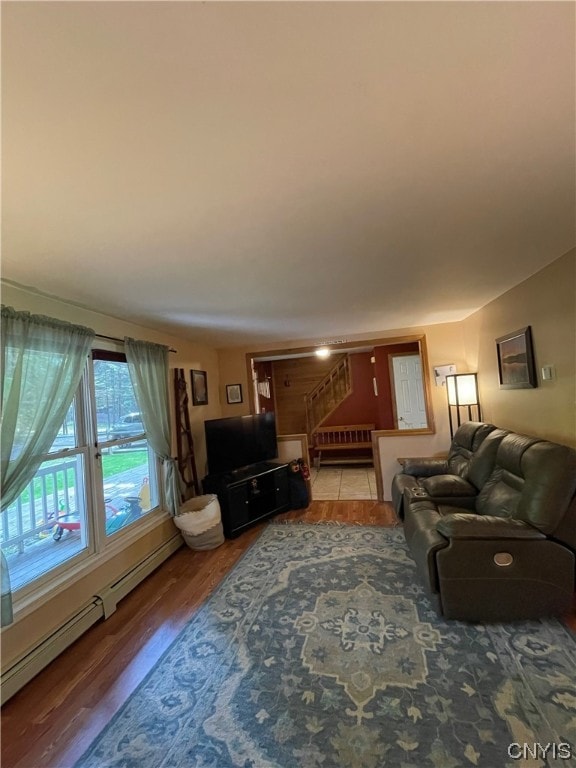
[393,424,576,622]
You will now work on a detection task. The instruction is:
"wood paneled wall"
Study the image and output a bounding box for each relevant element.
[272,355,344,434]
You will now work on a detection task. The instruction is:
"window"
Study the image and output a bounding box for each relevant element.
[1,401,89,592]
[1,348,162,598]
[92,352,159,537]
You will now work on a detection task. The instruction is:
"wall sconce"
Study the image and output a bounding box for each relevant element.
[446,373,481,438]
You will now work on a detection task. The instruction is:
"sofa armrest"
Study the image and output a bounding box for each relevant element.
[401,458,450,477]
[436,513,546,540]
[421,475,477,498]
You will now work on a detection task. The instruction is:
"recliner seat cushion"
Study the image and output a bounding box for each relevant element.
[391,422,498,517]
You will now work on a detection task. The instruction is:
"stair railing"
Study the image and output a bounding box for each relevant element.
[305,355,352,435]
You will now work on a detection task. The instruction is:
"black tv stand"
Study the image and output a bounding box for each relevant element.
[202,462,290,538]
[225,461,280,482]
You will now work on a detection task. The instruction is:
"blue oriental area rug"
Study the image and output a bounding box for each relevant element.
[75,524,576,768]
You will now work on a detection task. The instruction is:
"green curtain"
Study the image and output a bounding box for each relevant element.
[125,338,181,517]
[1,306,94,626]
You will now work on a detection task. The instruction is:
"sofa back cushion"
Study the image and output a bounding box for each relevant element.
[467,428,508,490]
[477,434,576,538]
[447,422,496,478]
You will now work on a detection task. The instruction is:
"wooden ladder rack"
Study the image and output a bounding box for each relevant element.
[174,368,200,500]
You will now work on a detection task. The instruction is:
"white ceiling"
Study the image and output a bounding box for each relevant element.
[2,2,574,348]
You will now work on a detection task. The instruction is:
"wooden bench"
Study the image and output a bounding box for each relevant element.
[312,424,375,468]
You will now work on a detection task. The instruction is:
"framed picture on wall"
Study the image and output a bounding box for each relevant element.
[191,369,208,405]
[226,383,243,404]
[496,326,537,389]
[433,363,456,387]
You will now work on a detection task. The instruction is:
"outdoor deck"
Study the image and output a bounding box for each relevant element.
[3,459,150,593]
[6,531,85,591]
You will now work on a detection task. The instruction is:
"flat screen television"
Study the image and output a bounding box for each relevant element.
[204,412,278,475]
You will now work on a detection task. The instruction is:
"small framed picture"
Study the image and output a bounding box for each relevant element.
[433,363,457,387]
[226,383,243,404]
[191,369,208,405]
[496,327,537,389]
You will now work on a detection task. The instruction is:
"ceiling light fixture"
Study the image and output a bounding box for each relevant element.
[315,347,331,359]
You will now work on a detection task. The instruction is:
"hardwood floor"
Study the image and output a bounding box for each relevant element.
[2,500,574,768]
[1,501,395,768]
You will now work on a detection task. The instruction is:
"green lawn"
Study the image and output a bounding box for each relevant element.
[15,450,149,504]
[102,450,148,478]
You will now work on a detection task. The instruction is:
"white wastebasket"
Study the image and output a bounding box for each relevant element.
[173,494,224,550]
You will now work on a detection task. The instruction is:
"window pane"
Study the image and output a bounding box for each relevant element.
[93,356,160,536]
[102,442,159,536]
[93,359,140,440]
[1,454,88,591]
[48,402,78,453]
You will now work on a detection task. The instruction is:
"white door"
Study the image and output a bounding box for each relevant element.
[392,355,428,430]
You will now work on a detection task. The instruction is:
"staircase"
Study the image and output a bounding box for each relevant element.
[306,355,352,434]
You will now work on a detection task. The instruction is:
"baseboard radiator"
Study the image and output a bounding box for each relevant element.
[95,535,182,619]
[1,535,182,703]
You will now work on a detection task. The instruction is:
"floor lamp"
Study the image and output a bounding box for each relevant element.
[446,373,481,438]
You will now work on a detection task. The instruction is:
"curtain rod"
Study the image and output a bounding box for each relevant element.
[95,333,177,353]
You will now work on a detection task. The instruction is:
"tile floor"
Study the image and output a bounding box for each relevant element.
[310,465,377,500]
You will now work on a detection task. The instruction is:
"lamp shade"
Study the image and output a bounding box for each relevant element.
[446,373,479,406]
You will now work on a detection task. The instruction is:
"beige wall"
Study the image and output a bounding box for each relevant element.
[1,282,221,669]
[360,253,576,494]
[372,248,576,494]
[217,348,252,419]
[461,249,576,447]
[1,282,222,475]
[220,323,468,433]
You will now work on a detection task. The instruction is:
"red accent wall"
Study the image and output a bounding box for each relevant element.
[323,353,379,426]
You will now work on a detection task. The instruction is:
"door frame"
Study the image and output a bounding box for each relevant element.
[389,351,427,430]
[244,334,435,502]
